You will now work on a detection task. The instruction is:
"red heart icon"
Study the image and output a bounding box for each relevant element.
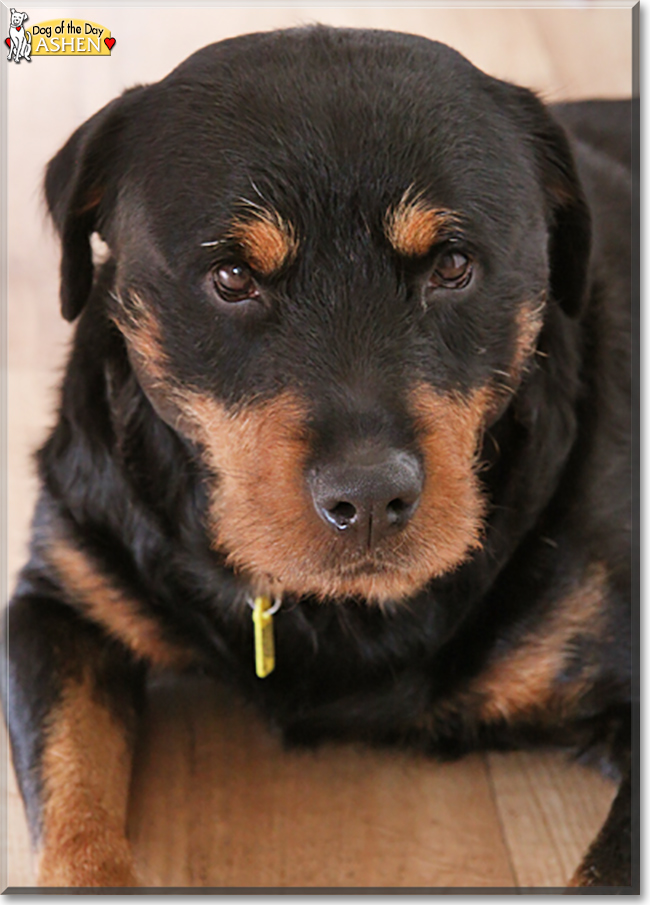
[4,37,9,47]
[104,37,115,50]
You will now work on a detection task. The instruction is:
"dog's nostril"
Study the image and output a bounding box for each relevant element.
[327,501,357,528]
[386,497,412,525]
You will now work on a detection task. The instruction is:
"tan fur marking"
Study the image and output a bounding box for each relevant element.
[385,191,458,257]
[171,383,490,603]
[173,390,323,596]
[48,539,192,669]
[407,383,490,572]
[75,185,104,216]
[414,565,609,737]
[111,293,168,386]
[37,672,137,887]
[230,210,298,274]
[511,299,545,379]
[474,564,608,722]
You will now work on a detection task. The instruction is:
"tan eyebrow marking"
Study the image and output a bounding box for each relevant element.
[385,190,460,257]
[228,208,299,275]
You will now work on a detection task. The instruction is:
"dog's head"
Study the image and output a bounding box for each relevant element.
[10,8,27,28]
[45,27,590,604]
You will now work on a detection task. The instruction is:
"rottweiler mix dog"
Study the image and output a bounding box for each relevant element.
[3,27,635,889]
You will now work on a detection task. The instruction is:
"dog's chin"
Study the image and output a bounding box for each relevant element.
[240,559,433,607]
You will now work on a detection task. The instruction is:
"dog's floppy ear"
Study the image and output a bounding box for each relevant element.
[44,88,142,321]
[497,84,592,318]
[533,104,592,318]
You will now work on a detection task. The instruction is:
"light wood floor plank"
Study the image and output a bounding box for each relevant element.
[487,750,617,888]
[128,675,515,889]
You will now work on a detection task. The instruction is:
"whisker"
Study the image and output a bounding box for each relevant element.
[200,239,229,248]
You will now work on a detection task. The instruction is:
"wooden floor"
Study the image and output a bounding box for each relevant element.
[7,674,617,889]
[4,4,632,892]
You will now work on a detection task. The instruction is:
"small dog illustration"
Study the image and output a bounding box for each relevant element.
[7,8,31,63]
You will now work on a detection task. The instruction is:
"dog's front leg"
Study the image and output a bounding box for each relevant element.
[567,768,633,891]
[3,590,144,888]
[567,712,634,891]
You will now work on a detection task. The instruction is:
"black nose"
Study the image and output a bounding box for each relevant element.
[308,447,423,547]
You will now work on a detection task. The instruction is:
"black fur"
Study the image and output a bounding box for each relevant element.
[3,27,636,889]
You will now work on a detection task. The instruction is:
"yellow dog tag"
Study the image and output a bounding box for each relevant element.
[251,595,279,678]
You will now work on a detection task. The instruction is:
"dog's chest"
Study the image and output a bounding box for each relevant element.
[227,562,612,747]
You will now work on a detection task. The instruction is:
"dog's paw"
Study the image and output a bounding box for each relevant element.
[564,767,633,892]
[565,812,632,889]
[566,846,632,892]
[37,828,140,888]
[566,860,631,892]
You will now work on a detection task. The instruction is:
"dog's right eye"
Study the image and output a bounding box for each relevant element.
[428,250,473,290]
[211,264,260,304]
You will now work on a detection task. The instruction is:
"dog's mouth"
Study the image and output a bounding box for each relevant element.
[285,555,398,590]
[242,559,429,605]
[336,561,392,577]
[244,556,406,604]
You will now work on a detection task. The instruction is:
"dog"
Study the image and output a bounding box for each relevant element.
[3,26,635,889]
[7,8,31,62]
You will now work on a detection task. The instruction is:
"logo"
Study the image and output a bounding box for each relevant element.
[6,13,115,59]
[6,8,32,63]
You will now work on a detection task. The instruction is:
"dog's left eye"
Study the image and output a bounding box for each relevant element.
[212,264,260,304]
